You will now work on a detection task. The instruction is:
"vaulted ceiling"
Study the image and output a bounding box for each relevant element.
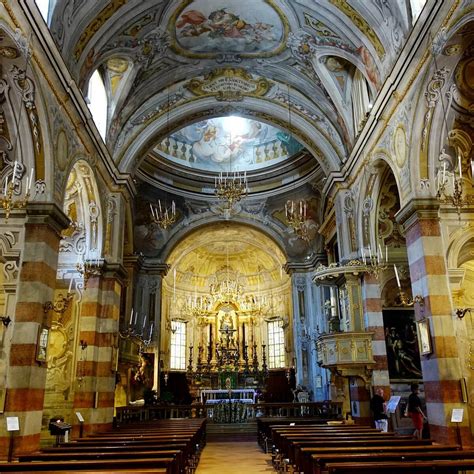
[49,1,411,190]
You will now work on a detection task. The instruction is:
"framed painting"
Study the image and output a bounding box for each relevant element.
[416,318,432,356]
[382,309,422,381]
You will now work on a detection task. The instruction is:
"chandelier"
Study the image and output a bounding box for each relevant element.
[436,147,474,216]
[360,243,388,279]
[285,199,310,241]
[150,200,176,229]
[209,274,244,303]
[215,171,248,208]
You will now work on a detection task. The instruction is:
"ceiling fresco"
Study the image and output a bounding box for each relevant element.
[45,0,412,261]
[154,116,303,172]
[171,0,287,57]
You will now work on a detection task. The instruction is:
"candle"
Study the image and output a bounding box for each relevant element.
[28,168,33,191]
[149,322,154,339]
[3,176,8,195]
[378,243,383,262]
[458,151,462,180]
[143,314,147,329]
[13,161,18,183]
[361,247,366,265]
[442,161,446,185]
[393,264,401,288]
[68,277,73,293]
[385,245,388,263]
[129,308,134,325]
[134,310,138,326]
[471,160,474,183]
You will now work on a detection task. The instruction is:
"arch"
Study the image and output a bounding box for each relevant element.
[115,94,344,177]
[160,217,289,266]
[60,159,105,263]
[418,17,474,185]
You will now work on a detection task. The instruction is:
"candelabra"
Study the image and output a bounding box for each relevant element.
[361,243,388,279]
[215,171,248,208]
[397,291,424,307]
[119,320,154,352]
[1,164,33,221]
[76,259,103,287]
[285,199,309,241]
[150,200,176,229]
[43,292,74,314]
[435,146,474,216]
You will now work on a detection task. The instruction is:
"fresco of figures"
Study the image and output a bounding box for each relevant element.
[155,116,303,171]
[174,0,285,54]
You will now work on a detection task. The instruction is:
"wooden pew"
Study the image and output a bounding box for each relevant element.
[0,458,177,473]
[310,449,474,474]
[325,458,474,473]
[297,445,461,474]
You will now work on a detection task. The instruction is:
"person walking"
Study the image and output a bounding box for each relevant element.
[370,388,388,432]
[407,383,427,439]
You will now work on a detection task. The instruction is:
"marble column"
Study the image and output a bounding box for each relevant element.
[73,262,126,436]
[397,199,470,444]
[1,203,68,456]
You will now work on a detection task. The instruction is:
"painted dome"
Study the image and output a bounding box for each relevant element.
[153,116,303,172]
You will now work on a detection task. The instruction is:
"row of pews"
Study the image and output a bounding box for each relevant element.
[264,421,474,473]
[0,418,206,474]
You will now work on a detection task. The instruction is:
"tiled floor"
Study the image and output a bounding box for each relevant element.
[196,441,274,473]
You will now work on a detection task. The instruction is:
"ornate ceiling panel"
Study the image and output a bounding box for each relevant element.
[47,0,411,198]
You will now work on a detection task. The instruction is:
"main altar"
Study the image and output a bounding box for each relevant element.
[185,298,270,397]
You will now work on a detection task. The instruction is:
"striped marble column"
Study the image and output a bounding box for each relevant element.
[362,273,390,396]
[0,204,69,457]
[397,199,469,444]
[73,262,125,437]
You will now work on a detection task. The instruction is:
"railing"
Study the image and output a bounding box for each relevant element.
[115,401,343,424]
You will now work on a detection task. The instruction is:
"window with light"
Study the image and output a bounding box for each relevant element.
[87,69,108,140]
[268,320,285,368]
[170,321,186,370]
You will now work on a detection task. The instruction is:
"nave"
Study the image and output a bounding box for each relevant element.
[196,441,273,474]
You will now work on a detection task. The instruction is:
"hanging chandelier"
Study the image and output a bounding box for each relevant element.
[215,171,248,208]
[150,200,176,229]
[285,199,310,241]
[209,274,244,303]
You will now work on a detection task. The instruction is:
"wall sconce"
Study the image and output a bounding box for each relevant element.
[398,291,424,308]
[0,315,11,327]
[455,308,472,319]
[79,340,88,350]
[43,292,74,314]
[76,259,103,288]
[163,371,169,386]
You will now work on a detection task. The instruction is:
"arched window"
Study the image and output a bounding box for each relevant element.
[170,321,186,370]
[351,68,371,136]
[35,0,50,23]
[410,0,427,24]
[268,321,285,368]
[87,69,108,140]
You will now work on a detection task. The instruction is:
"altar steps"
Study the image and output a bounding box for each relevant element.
[207,422,257,442]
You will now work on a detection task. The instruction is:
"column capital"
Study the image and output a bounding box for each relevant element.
[285,253,327,275]
[25,202,70,236]
[103,261,128,285]
[395,198,440,232]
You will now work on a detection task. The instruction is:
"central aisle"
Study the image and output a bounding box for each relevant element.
[196,441,274,473]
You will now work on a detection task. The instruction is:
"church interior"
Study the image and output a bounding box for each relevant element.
[1,0,474,471]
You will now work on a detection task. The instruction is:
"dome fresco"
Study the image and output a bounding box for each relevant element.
[153,116,303,172]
